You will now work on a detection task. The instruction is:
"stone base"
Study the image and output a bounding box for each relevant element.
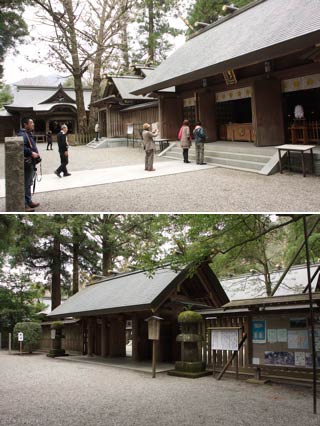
[168,370,212,379]
[47,349,68,358]
[175,361,206,373]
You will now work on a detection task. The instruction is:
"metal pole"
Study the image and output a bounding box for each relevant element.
[152,340,156,378]
[303,216,317,415]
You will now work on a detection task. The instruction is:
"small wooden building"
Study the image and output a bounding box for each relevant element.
[91,66,175,139]
[200,293,320,382]
[1,83,91,143]
[46,264,229,363]
[133,0,320,145]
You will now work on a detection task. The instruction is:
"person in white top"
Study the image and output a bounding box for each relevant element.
[95,122,100,141]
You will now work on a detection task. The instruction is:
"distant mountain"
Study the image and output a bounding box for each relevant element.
[13,74,68,87]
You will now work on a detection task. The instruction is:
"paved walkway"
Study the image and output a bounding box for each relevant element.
[0,161,214,197]
[55,354,174,373]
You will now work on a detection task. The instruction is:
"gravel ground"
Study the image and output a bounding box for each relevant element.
[0,351,319,426]
[1,144,320,212]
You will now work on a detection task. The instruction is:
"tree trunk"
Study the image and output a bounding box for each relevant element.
[121,20,130,72]
[51,236,61,310]
[63,0,88,134]
[72,242,80,294]
[148,1,155,63]
[102,238,113,276]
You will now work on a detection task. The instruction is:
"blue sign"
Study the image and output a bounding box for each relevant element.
[252,320,266,343]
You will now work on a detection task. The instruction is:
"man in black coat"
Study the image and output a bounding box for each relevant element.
[54,124,71,177]
[17,117,41,212]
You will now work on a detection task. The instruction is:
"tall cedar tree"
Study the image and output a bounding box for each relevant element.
[134,0,182,64]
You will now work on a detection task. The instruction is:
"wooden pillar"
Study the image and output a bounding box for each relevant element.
[159,96,183,139]
[87,318,94,357]
[101,317,108,357]
[5,137,25,212]
[197,90,217,141]
[106,107,111,138]
[251,78,285,146]
[132,316,139,361]
[109,317,126,357]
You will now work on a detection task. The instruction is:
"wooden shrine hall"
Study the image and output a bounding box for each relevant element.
[47,264,229,363]
[132,0,320,146]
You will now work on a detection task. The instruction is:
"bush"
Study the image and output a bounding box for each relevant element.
[13,322,42,353]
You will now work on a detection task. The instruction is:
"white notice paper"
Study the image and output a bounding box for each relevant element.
[294,352,306,367]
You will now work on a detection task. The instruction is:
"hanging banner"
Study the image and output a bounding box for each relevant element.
[281,73,320,93]
[216,86,252,103]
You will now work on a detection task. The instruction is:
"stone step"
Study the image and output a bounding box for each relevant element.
[169,147,271,164]
[165,152,267,171]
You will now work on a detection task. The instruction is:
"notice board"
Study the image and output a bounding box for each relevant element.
[211,328,240,351]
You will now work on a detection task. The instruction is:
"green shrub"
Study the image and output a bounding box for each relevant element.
[13,322,42,353]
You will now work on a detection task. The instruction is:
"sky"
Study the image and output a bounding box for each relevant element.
[3,5,188,85]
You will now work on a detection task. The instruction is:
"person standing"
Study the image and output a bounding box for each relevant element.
[142,123,158,171]
[95,122,100,141]
[17,117,41,212]
[193,121,207,165]
[178,119,192,163]
[55,124,71,177]
[46,130,53,150]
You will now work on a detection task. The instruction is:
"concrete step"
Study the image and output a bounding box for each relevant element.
[165,152,267,171]
[169,147,271,164]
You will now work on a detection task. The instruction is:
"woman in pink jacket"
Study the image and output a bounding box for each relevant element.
[178,119,192,163]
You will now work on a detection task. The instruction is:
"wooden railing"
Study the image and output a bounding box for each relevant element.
[74,132,96,145]
[288,120,320,144]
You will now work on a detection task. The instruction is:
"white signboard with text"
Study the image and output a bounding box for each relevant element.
[211,328,240,351]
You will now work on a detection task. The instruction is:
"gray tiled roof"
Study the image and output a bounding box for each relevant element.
[112,76,155,100]
[49,268,180,317]
[133,0,320,94]
[6,86,92,111]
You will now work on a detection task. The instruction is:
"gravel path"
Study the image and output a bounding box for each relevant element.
[1,145,320,212]
[0,352,319,426]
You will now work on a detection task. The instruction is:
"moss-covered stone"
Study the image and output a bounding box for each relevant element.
[51,321,64,330]
[178,310,202,323]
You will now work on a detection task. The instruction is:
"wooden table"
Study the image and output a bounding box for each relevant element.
[154,138,170,152]
[276,144,316,177]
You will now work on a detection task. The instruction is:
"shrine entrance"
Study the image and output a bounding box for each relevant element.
[283,87,320,144]
[215,88,254,142]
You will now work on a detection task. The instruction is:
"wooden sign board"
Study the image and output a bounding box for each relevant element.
[18,332,24,342]
[211,327,240,351]
[127,124,134,135]
[51,329,56,340]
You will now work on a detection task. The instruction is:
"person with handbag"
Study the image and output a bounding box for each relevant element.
[55,124,71,177]
[178,119,192,163]
[193,121,207,165]
[17,117,41,212]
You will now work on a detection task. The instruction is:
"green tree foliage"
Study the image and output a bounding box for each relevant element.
[0,272,45,333]
[185,0,253,34]
[0,0,29,82]
[13,321,42,353]
[134,0,183,64]
[0,84,13,108]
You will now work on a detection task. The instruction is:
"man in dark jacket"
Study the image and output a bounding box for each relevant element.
[54,124,71,177]
[17,117,41,212]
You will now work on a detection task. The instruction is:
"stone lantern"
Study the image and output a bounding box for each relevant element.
[47,321,67,358]
[169,310,210,378]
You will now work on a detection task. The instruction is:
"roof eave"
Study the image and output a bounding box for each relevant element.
[48,303,153,319]
[132,30,320,95]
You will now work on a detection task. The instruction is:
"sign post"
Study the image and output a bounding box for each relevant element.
[18,332,24,355]
[145,316,163,378]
